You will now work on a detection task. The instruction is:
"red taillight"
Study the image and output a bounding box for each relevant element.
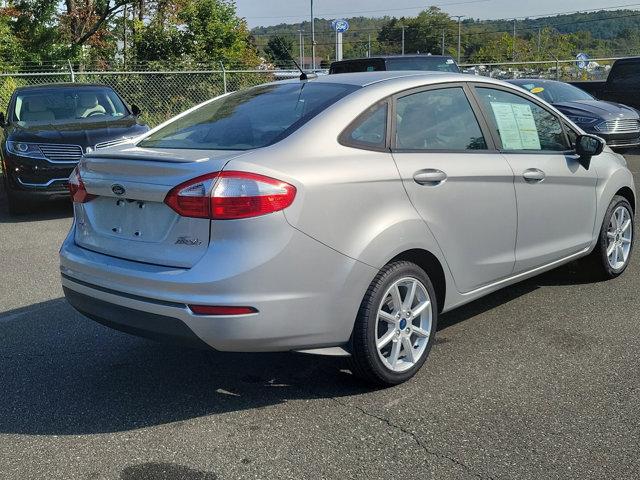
[164,171,296,220]
[68,167,96,203]
[188,305,258,316]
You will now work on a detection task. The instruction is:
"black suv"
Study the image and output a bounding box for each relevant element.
[0,83,149,214]
[329,55,460,74]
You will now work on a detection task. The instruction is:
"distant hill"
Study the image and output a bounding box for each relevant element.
[251,9,640,63]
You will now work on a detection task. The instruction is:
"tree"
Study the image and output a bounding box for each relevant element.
[263,35,294,66]
[60,0,129,48]
[377,7,453,55]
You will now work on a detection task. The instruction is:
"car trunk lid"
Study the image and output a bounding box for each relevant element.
[73,146,245,268]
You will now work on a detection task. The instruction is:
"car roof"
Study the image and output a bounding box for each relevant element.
[14,83,113,92]
[288,71,478,88]
[332,55,454,62]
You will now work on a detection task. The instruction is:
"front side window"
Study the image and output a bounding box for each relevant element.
[395,87,487,150]
[475,87,570,152]
[140,82,359,151]
[344,102,388,148]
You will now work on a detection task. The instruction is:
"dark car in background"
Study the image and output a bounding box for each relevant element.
[571,56,640,111]
[509,79,640,149]
[0,83,149,214]
[329,55,460,74]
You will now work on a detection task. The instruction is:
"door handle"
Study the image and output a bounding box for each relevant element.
[522,168,545,183]
[413,169,447,185]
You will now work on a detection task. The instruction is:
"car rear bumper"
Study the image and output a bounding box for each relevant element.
[60,221,376,352]
[63,283,212,349]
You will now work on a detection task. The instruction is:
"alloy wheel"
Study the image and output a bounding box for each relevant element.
[375,277,432,373]
[606,205,633,270]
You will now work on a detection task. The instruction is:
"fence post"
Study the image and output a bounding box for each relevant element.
[68,60,75,83]
[219,61,227,94]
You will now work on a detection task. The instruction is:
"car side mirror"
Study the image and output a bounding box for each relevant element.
[131,105,141,117]
[0,112,5,128]
[575,134,605,169]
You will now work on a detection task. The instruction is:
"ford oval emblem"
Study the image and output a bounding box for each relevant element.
[112,184,126,196]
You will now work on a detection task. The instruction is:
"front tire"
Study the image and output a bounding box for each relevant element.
[350,261,438,386]
[586,195,634,279]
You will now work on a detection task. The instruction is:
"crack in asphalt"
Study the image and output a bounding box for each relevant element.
[331,397,495,480]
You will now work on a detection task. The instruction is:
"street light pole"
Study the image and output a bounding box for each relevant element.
[441,29,445,55]
[311,0,316,70]
[453,15,464,63]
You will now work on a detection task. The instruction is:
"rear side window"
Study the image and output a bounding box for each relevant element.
[139,82,359,150]
[395,87,487,150]
[342,102,388,149]
[475,87,570,152]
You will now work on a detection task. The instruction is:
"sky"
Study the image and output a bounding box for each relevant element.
[236,0,639,28]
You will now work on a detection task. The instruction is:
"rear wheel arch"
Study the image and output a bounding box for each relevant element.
[386,249,446,314]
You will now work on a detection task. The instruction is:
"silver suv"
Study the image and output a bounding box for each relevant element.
[60,72,635,386]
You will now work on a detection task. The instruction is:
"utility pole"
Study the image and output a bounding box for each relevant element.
[441,29,445,55]
[453,16,464,63]
[123,4,128,69]
[368,34,371,57]
[513,18,517,61]
[299,29,304,68]
[311,0,316,70]
[537,27,541,53]
[401,25,406,55]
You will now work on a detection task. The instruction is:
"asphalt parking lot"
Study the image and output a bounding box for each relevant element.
[1,156,639,480]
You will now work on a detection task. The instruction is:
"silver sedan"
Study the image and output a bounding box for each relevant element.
[60,72,635,386]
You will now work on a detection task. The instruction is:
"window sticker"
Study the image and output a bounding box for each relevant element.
[490,102,541,150]
[530,87,545,94]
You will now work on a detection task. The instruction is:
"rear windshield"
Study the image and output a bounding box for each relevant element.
[12,87,129,125]
[386,57,460,73]
[139,82,359,151]
[330,59,386,74]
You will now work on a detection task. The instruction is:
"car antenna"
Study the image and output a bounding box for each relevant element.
[276,37,317,81]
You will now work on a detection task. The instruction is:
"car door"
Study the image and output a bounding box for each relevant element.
[391,84,517,293]
[471,84,598,273]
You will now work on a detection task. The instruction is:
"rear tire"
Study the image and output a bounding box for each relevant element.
[350,261,438,386]
[584,195,634,279]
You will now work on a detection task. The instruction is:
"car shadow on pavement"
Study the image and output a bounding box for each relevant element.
[0,199,73,224]
[0,259,606,437]
[0,176,73,223]
[120,463,218,480]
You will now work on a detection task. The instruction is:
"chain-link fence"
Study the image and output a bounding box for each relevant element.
[0,69,301,127]
[460,57,619,82]
[0,57,625,128]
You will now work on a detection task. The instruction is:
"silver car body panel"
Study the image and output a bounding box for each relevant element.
[60,72,636,352]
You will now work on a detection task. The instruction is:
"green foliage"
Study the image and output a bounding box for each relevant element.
[263,35,295,66]
[377,7,453,55]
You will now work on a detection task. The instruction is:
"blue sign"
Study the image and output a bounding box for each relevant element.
[331,19,349,33]
[576,53,589,70]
